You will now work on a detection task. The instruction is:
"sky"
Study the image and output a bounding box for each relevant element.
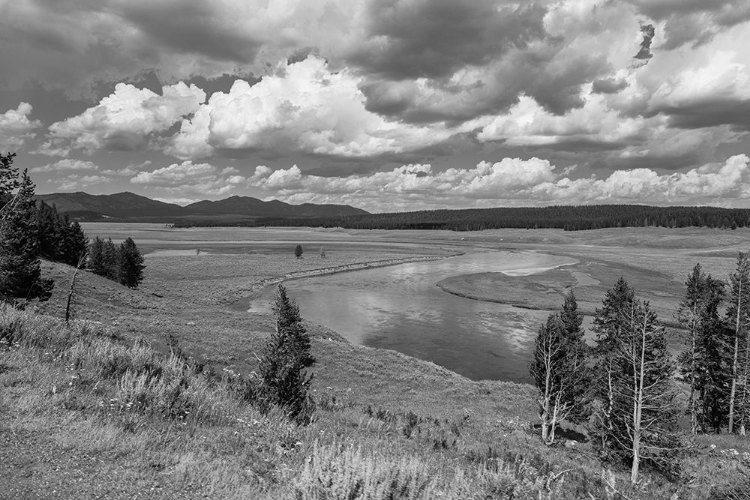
[1,0,749,212]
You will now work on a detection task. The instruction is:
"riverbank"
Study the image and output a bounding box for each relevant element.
[242,253,456,302]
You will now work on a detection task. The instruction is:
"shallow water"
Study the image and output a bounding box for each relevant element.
[247,251,577,383]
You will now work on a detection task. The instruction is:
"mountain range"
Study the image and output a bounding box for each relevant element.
[35,192,369,220]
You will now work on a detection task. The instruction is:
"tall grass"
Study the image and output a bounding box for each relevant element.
[1,304,247,428]
[1,303,746,500]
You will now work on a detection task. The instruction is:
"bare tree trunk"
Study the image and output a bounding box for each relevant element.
[631,311,648,485]
[729,278,743,433]
[741,329,750,436]
[690,319,698,435]
[541,342,552,443]
[65,253,86,323]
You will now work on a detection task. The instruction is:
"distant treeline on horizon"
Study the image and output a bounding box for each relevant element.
[172,205,750,231]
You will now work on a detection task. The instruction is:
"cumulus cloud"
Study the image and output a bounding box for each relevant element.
[646,49,750,130]
[0,103,40,150]
[530,154,750,204]
[48,82,206,153]
[30,159,99,173]
[248,155,750,211]
[130,160,246,196]
[57,175,111,192]
[477,93,649,148]
[167,56,453,159]
[250,157,558,208]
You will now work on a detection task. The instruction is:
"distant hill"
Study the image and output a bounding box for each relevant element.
[36,192,187,219]
[35,192,369,221]
[184,196,368,218]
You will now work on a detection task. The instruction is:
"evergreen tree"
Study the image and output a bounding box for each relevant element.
[118,237,145,288]
[0,168,53,303]
[530,313,585,444]
[677,264,709,435]
[294,244,303,259]
[590,277,635,448]
[559,289,589,423]
[694,281,732,433]
[36,201,63,260]
[727,252,750,433]
[102,238,120,281]
[64,220,89,266]
[258,285,315,423]
[593,292,679,482]
[0,152,19,211]
[87,237,106,275]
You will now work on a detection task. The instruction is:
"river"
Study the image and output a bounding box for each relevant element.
[247,250,577,383]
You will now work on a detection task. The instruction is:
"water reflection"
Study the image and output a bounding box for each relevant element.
[248,251,576,383]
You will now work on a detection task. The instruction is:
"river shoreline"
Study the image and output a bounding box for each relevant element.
[240,253,461,304]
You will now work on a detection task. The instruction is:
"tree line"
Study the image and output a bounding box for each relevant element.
[531,253,750,484]
[1,153,145,306]
[173,205,750,232]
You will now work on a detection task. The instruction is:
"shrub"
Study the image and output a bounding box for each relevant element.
[295,440,434,499]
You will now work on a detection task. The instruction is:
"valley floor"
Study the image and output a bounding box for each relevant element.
[2,225,749,498]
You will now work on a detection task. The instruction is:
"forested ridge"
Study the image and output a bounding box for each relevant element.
[174,204,750,231]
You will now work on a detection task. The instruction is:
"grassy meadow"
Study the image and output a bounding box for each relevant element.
[2,225,750,498]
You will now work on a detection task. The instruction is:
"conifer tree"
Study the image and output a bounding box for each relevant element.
[258,284,315,423]
[36,201,63,260]
[559,289,589,423]
[65,220,89,266]
[591,277,635,448]
[592,283,679,482]
[102,238,120,281]
[618,299,679,483]
[0,167,53,302]
[677,264,709,434]
[118,237,145,288]
[694,280,732,433]
[0,152,19,212]
[727,252,750,434]
[36,203,88,265]
[530,313,582,444]
[87,237,106,275]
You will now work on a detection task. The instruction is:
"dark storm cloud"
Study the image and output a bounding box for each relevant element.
[361,40,610,125]
[119,1,261,63]
[350,0,547,80]
[359,78,517,125]
[656,99,750,132]
[592,77,629,94]
[523,52,610,116]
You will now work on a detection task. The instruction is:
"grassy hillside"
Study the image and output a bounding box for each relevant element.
[2,251,749,498]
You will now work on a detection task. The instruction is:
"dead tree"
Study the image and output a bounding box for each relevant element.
[65,251,87,323]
